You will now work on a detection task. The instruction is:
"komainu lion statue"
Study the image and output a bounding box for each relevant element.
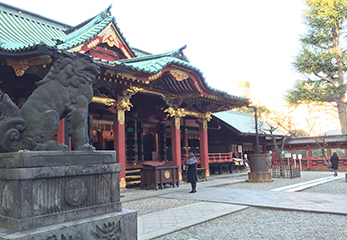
[0,52,100,152]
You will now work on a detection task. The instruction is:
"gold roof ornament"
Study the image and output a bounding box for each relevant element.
[116,98,133,111]
[164,107,186,118]
[199,111,212,121]
[170,69,189,81]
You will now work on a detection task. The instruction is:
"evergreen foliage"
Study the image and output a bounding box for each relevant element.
[286,0,347,134]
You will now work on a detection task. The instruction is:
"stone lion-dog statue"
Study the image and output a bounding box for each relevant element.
[0,52,100,151]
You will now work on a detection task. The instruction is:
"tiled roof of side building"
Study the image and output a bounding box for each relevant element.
[213,111,287,136]
[286,135,347,145]
[0,2,70,52]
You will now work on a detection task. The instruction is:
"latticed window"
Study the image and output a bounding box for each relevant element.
[243,142,253,151]
[330,148,346,158]
[311,149,327,159]
[293,149,308,159]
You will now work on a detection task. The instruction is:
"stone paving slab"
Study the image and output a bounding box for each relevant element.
[160,176,347,215]
[121,173,248,202]
[138,202,247,240]
[271,175,343,192]
[134,173,345,239]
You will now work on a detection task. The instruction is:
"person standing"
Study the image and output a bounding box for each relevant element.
[185,151,198,193]
[330,152,339,177]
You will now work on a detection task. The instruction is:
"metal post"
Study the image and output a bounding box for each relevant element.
[248,106,260,154]
[254,107,259,154]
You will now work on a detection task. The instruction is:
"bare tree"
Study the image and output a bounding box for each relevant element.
[257,110,293,173]
[303,103,339,136]
[312,133,329,165]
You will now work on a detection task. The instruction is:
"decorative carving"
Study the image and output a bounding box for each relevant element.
[164,107,186,118]
[120,177,126,189]
[46,235,72,240]
[194,81,203,92]
[165,107,186,130]
[64,179,88,207]
[198,112,212,131]
[128,86,140,95]
[116,98,133,111]
[164,171,170,179]
[116,71,137,81]
[170,69,189,81]
[105,69,116,76]
[148,71,162,80]
[7,55,53,77]
[93,221,121,240]
[100,25,121,48]
[0,52,100,152]
[199,111,212,122]
[0,183,13,211]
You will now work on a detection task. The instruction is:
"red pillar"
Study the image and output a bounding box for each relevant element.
[56,119,65,144]
[171,116,182,180]
[307,150,312,170]
[199,118,210,177]
[183,128,189,162]
[114,109,126,188]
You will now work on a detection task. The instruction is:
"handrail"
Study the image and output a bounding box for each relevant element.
[181,152,234,164]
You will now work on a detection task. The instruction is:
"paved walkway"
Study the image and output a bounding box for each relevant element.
[121,173,346,240]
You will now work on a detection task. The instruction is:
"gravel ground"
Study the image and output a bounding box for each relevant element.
[124,171,347,240]
[152,171,347,240]
[154,207,347,240]
[122,198,200,216]
[302,175,347,195]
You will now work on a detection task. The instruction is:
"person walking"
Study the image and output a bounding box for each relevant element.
[330,152,339,177]
[185,151,198,193]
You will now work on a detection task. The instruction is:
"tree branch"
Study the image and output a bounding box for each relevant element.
[313,73,334,82]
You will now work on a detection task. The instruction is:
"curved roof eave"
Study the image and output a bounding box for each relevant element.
[92,55,249,104]
[55,5,136,57]
[110,47,249,103]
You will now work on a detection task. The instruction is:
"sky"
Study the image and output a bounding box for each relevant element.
[1,0,307,105]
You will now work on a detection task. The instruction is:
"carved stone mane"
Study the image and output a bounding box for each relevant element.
[0,52,100,152]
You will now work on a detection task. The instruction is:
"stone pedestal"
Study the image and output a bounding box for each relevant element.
[0,151,137,240]
[247,153,273,183]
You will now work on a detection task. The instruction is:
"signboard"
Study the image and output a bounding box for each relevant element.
[293,154,297,159]
[238,145,242,153]
[298,154,302,159]
[285,153,291,158]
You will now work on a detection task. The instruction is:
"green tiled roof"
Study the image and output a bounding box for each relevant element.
[0,2,69,51]
[0,3,136,56]
[213,111,287,135]
[0,3,248,105]
[130,47,152,57]
[115,46,194,74]
[93,46,249,103]
[55,7,113,50]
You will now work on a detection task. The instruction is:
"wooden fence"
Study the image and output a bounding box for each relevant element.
[271,165,301,178]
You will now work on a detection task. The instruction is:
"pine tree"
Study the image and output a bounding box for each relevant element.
[286,0,347,134]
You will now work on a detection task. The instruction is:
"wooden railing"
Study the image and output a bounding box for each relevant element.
[181,152,234,164]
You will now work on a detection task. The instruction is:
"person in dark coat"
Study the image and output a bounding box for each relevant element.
[330,152,339,176]
[185,151,198,193]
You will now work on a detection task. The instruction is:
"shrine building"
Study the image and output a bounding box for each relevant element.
[0,3,251,188]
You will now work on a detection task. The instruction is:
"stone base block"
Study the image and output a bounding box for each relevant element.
[247,172,273,182]
[0,209,137,240]
[0,151,121,232]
